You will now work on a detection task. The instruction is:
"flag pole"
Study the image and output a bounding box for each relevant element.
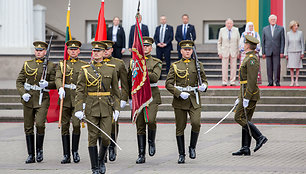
[58,0,71,129]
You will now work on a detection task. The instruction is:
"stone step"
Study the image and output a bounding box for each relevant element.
[2,103,305,112]
[2,95,304,105]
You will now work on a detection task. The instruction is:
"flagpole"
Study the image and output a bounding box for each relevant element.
[58,0,71,129]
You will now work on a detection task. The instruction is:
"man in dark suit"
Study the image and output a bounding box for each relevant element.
[154,15,174,73]
[262,14,285,86]
[129,14,149,52]
[107,17,126,59]
[175,14,196,58]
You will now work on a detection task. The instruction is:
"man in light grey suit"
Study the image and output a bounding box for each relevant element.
[262,14,285,86]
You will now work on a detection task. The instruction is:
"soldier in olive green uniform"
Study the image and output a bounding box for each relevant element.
[74,41,120,174]
[232,35,268,156]
[16,41,56,163]
[55,40,88,164]
[128,37,162,164]
[165,40,208,164]
[101,40,128,161]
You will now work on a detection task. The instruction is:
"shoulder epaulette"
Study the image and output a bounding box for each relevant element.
[79,60,88,64]
[26,59,34,63]
[81,65,90,69]
[173,60,180,64]
[152,57,162,63]
[106,64,116,68]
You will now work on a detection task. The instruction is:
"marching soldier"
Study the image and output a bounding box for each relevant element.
[232,35,268,156]
[101,40,129,161]
[128,37,162,164]
[165,40,208,164]
[16,41,56,163]
[55,40,88,164]
[74,41,120,174]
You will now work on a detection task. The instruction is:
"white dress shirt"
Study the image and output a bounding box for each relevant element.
[112,25,118,42]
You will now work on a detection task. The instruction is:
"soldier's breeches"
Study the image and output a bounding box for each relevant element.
[61,107,80,135]
[136,104,158,135]
[174,107,201,136]
[23,102,48,135]
[87,115,112,147]
[234,100,257,127]
[111,121,119,134]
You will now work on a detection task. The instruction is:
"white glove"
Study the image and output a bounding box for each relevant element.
[22,93,31,102]
[83,103,86,110]
[39,80,48,88]
[113,110,120,121]
[243,99,249,108]
[58,87,65,99]
[129,99,132,110]
[234,98,240,106]
[120,100,127,109]
[75,111,85,120]
[198,84,207,92]
[180,92,190,100]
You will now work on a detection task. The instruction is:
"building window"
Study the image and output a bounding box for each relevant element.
[86,20,112,43]
[203,21,246,44]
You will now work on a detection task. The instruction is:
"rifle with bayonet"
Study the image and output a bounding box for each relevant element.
[38,32,53,105]
[190,33,203,88]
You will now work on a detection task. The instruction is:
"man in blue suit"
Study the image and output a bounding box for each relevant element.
[129,14,149,52]
[175,14,196,58]
[154,15,174,73]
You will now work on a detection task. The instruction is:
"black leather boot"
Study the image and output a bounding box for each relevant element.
[109,133,116,161]
[148,129,156,156]
[98,137,107,163]
[25,134,35,163]
[176,135,185,164]
[232,127,251,156]
[189,131,199,159]
[88,146,99,174]
[36,134,44,162]
[136,134,146,164]
[98,145,108,174]
[248,121,268,152]
[72,134,80,163]
[61,135,71,164]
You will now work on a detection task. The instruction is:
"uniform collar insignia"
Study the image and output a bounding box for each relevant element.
[183,58,191,63]
[36,59,43,63]
[70,58,78,63]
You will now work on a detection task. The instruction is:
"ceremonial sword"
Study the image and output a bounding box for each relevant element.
[83,118,122,151]
[204,102,238,134]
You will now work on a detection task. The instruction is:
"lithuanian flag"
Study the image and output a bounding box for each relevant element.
[64,1,72,60]
[247,0,286,36]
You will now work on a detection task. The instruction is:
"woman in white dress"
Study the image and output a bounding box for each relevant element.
[239,22,262,83]
[284,20,304,86]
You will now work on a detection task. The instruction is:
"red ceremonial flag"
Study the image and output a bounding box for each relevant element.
[94,0,107,41]
[131,14,153,123]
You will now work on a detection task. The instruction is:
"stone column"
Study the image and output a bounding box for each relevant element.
[0,0,34,55]
[122,0,157,49]
[33,4,46,42]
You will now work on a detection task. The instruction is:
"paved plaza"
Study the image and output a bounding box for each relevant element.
[0,120,306,174]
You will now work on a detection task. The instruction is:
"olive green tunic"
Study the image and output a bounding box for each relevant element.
[102,56,128,134]
[75,61,120,146]
[16,58,56,135]
[234,51,260,127]
[165,58,208,136]
[55,58,88,135]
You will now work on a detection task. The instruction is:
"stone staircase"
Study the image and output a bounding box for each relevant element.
[1,88,305,113]
[45,28,306,81]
